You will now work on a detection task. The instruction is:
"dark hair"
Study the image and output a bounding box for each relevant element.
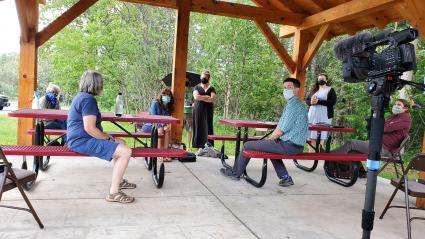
[156,88,174,113]
[308,73,330,97]
[283,77,301,88]
[396,98,410,109]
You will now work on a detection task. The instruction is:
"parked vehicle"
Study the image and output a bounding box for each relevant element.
[0,94,10,110]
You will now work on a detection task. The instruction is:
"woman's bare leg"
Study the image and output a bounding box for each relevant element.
[110,142,132,194]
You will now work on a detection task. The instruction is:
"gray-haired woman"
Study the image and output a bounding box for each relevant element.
[67,70,135,203]
[39,83,67,143]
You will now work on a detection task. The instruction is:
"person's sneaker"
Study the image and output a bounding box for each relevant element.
[278,176,294,187]
[219,168,240,181]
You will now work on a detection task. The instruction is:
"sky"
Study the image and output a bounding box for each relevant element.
[0,0,20,54]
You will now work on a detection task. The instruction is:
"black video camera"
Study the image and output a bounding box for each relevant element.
[334,28,418,83]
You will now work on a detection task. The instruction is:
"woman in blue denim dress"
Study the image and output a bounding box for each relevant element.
[67,70,136,204]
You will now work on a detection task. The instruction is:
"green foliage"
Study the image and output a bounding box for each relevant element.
[0,53,18,98]
[0,1,424,162]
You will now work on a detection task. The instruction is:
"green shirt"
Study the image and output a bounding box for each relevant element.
[277,97,308,146]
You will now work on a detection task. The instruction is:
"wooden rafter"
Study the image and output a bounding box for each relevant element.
[121,0,306,25]
[255,20,295,74]
[37,0,99,46]
[301,24,331,71]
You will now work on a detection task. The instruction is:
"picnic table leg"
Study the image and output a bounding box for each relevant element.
[149,126,164,188]
[293,130,319,172]
[324,161,360,187]
[243,158,268,188]
[234,127,242,159]
[21,121,44,190]
[144,127,157,170]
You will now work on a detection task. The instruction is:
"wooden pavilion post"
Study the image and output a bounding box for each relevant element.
[170,0,191,144]
[16,0,39,145]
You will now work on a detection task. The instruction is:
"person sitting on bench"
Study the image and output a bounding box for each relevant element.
[67,70,135,204]
[332,99,411,156]
[220,77,308,187]
[39,83,67,144]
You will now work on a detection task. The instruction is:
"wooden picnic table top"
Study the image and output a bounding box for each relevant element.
[8,109,180,124]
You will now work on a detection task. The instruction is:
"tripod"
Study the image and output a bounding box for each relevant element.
[361,77,425,238]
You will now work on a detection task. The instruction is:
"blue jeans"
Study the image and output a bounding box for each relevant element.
[232,139,304,179]
[45,120,67,144]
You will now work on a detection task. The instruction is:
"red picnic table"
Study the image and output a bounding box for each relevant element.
[8,108,181,189]
[218,118,357,187]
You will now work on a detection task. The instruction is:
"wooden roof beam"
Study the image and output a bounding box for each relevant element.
[37,0,99,46]
[254,20,295,74]
[121,0,306,25]
[301,24,331,71]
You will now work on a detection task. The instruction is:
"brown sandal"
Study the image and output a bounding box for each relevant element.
[106,191,135,203]
[119,179,137,189]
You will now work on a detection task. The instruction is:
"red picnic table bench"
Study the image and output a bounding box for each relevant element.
[242,150,367,188]
[210,119,359,187]
[27,128,164,139]
[1,145,187,189]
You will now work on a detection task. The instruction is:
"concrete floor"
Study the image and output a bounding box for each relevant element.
[1,155,424,239]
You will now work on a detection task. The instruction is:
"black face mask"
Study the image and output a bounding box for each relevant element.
[201,78,209,84]
[318,80,327,85]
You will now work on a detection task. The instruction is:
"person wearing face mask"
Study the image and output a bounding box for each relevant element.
[305,73,337,148]
[192,70,216,151]
[220,78,308,187]
[142,88,174,159]
[332,99,411,158]
[39,83,67,144]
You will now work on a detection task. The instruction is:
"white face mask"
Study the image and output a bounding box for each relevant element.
[283,89,294,100]
[392,105,403,114]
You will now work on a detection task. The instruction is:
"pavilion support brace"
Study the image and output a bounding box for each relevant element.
[290,30,312,99]
[170,0,191,144]
[17,1,39,145]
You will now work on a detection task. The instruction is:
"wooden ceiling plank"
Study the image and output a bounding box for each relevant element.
[255,20,295,73]
[270,0,306,13]
[301,23,331,71]
[37,0,99,46]
[120,0,176,9]
[297,0,399,31]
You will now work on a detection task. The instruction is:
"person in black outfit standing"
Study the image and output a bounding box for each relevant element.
[192,70,216,151]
